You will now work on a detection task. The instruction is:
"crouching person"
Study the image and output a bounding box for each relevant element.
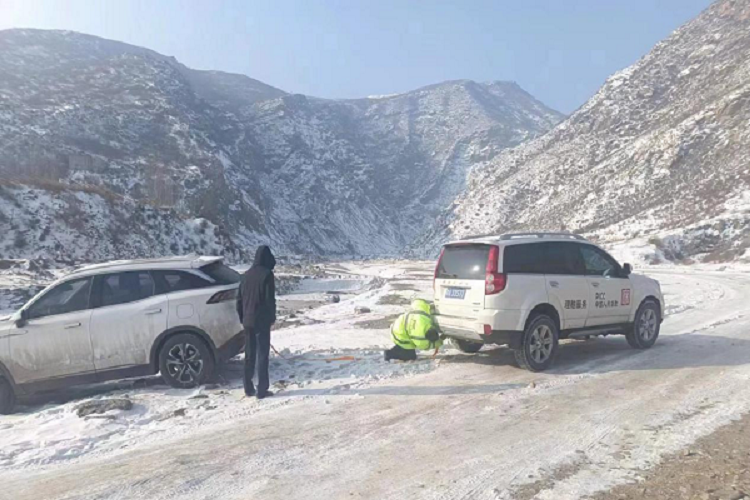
[385,299,443,361]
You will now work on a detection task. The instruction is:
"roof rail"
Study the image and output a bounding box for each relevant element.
[68,254,215,274]
[500,232,587,241]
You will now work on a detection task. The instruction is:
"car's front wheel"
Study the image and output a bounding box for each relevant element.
[159,333,215,389]
[0,377,16,415]
[514,314,559,372]
[626,300,661,349]
[452,339,483,353]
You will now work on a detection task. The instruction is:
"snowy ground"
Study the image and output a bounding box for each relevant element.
[3,261,750,500]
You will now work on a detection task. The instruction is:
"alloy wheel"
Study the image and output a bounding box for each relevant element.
[166,343,204,384]
[529,325,554,363]
[638,308,658,342]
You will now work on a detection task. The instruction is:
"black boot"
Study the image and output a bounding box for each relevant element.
[384,347,397,361]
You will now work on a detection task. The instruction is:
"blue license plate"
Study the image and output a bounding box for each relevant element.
[445,288,466,299]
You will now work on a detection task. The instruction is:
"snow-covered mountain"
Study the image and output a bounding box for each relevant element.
[417,0,750,262]
[0,29,562,262]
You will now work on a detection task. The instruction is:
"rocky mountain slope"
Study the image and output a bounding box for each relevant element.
[417,0,750,262]
[0,29,562,262]
[0,180,242,263]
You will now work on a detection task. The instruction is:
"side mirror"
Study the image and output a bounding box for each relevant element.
[14,309,28,328]
[623,263,632,276]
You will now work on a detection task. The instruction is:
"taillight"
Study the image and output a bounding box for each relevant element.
[207,288,237,304]
[485,245,506,295]
[434,247,445,292]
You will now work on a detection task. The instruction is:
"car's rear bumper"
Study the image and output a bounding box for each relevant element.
[435,309,525,334]
[435,311,524,347]
[217,331,245,361]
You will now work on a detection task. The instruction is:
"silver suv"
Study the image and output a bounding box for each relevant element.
[434,233,664,371]
[0,256,244,413]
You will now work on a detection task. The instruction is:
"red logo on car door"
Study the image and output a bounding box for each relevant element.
[621,289,631,306]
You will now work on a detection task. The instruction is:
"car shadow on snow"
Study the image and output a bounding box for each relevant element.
[15,376,167,411]
[15,332,749,410]
[550,332,750,375]
[442,331,750,376]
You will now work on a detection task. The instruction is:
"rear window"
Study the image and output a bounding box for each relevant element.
[503,243,546,274]
[200,262,241,285]
[436,244,490,280]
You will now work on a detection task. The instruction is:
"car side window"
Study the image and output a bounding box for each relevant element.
[503,243,546,274]
[152,271,211,294]
[99,272,155,307]
[27,278,92,319]
[580,245,621,277]
[541,242,585,275]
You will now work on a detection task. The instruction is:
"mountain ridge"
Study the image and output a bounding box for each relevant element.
[0,28,563,261]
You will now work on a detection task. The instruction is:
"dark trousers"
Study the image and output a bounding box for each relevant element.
[384,345,417,361]
[244,324,271,395]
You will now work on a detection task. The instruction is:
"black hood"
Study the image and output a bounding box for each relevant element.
[252,245,276,270]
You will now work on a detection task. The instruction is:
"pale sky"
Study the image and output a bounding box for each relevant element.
[0,0,712,113]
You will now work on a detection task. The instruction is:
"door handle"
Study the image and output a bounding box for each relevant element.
[591,282,600,288]
[144,308,163,315]
[549,281,559,288]
[64,322,82,329]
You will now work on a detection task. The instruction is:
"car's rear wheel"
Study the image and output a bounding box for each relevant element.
[514,314,559,372]
[451,339,483,353]
[159,333,215,389]
[0,377,16,415]
[626,300,660,349]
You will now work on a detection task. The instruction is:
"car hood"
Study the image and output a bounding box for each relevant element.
[630,273,662,294]
[631,272,656,284]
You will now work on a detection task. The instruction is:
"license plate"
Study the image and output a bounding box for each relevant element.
[445,288,466,299]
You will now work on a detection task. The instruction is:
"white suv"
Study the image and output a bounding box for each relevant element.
[434,233,664,371]
[0,256,244,413]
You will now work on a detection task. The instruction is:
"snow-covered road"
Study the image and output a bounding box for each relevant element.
[3,263,750,500]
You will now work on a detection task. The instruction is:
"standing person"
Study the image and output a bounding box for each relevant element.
[236,245,277,399]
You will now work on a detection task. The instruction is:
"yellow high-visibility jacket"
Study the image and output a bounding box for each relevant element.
[391,299,443,351]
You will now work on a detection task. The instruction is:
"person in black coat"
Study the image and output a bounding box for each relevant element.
[236,245,277,398]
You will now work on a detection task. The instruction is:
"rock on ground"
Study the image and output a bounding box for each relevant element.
[75,398,133,417]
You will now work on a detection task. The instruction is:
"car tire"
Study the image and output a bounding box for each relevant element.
[514,314,559,372]
[452,339,483,354]
[159,333,215,389]
[0,377,16,415]
[626,300,661,349]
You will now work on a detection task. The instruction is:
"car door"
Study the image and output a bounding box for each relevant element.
[541,242,590,330]
[89,271,168,372]
[579,244,633,326]
[9,277,95,385]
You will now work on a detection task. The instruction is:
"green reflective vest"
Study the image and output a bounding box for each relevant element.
[391,299,443,351]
